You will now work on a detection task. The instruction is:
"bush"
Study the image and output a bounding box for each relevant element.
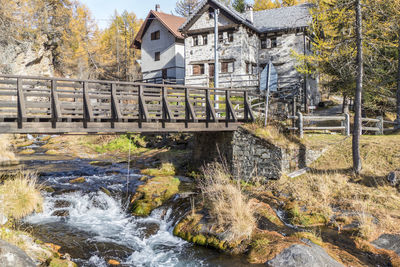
[0,172,43,219]
[0,134,16,162]
[200,162,256,242]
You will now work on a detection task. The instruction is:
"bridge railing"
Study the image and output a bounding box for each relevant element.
[0,75,255,133]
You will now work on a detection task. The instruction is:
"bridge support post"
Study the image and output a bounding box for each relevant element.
[82,82,93,129]
[51,80,61,129]
[17,78,26,129]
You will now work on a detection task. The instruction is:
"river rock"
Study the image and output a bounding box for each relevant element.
[372,234,400,256]
[0,239,36,267]
[52,209,70,217]
[266,239,344,267]
[387,171,400,186]
[54,200,71,208]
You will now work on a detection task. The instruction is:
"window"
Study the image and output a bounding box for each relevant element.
[246,62,256,74]
[155,52,160,61]
[151,31,160,40]
[193,36,199,46]
[202,34,208,45]
[192,64,204,75]
[221,62,234,73]
[261,38,267,49]
[228,31,234,42]
[218,32,223,43]
[261,37,278,49]
[270,37,277,48]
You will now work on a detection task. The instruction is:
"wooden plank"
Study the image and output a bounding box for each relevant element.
[185,88,197,123]
[138,85,150,124]
[225,90,238,126]
[303,126,346,130]
[162,86,174,123]
[362,127,379,132]
[83,82,93,128]
[111,84,122,123]
[206,89,217,123]
[304,116,345,121]
[243,91,254,122]
[17,78,26,128]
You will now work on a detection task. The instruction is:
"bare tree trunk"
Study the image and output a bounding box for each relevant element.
[353,0,363,174]
[396,30,400,128]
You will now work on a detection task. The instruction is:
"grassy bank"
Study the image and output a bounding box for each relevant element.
[0,171,76,266]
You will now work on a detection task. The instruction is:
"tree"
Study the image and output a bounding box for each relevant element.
[353,0,363,174]
[282,0,307,6]
[175,0,200,17]
[232,0,246,12]
[253,0,281,10]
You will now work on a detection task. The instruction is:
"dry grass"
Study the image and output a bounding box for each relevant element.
[0,171,43,219]
[0,134,16,162]
[200,162,256,242]
[268,134,400,240]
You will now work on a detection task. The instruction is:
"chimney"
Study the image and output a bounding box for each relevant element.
[155,4,160,12]
[245,5,253,23]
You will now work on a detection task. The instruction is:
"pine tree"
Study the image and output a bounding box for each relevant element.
[232,0,246,12]
[175,0,200,17]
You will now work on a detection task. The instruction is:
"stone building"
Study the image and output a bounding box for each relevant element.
[179,0,319,107]
[133,6,186,84]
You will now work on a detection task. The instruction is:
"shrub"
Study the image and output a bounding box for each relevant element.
[200,162,256,242]
[0,172,43,219]
[0,134,16,162]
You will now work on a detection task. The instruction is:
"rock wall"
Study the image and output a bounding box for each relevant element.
[192,127,325,181]
[0,33,54,76]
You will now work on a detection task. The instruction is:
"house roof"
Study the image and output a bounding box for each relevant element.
[132,10,186,49]
[179,0,312,34]
[253,4,312,33]
[179,0,257,33]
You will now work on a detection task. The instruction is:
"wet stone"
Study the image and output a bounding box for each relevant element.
[54,200,71,209]
[52,209,70,217]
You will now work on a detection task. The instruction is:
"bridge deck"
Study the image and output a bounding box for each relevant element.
[0,75,255,134]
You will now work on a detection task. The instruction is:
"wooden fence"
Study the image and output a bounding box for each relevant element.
[289,112,397,138]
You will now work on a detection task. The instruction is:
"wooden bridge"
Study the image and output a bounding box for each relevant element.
[0,75,255,134]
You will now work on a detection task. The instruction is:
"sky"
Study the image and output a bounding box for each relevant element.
[80,0,175,29]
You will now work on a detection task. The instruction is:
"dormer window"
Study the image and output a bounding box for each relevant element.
[151,31,160,40]
[202,34,208,45]
[155,52,160,61]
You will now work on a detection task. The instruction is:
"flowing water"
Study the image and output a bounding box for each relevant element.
[3,136,257,267]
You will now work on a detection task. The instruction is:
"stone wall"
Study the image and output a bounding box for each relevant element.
[192,127,326,181]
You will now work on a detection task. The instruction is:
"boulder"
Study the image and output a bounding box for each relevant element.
[0,239,36,267]
[387,171,400,186]
[267,239,344,267]
[372,234,400,256]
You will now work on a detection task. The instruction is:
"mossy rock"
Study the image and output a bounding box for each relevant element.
[248,230,300,264]
[69,177,86,184]
[43,186,55,193]
[15,140,34,147]
[285,202,328,227]
[130,176,180,216]
[251,199,284,227]
[48,258,77,267]
[46,150,60,155]
[141,163,176,177]
[173,213,238,252]
[100,187,112,196]
[41,135,52,142]
[19,149,35,155]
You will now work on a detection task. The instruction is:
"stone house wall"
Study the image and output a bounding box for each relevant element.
[184,11,258,87]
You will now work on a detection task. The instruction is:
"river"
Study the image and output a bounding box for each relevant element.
[2,135,257,267]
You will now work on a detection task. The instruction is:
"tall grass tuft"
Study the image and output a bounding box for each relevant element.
[0,171,43,219]
[0,134,16,162]
[200,162,256,242]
